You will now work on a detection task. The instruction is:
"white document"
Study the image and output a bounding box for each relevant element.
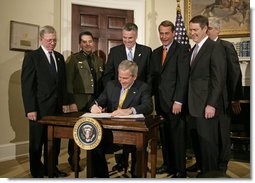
[80,113,145,119]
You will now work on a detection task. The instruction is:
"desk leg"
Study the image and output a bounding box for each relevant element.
[47,125,54,178]
[74,143,79,178]
[150,127,158,178]
[136,135,146,178]
[136,149,144,177]
[87,150,92,178]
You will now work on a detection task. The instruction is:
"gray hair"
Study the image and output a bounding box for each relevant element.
[208,17,221,31]
[118,60,138,76]
[39,25,56,38]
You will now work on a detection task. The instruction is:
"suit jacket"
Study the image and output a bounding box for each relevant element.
[218,39,243,102]
[103,43,152,86]
[95,80,153,115]
[149,40,190,115]
[21,46,68,119]
[188,38,227,117]
[65,50,104,111]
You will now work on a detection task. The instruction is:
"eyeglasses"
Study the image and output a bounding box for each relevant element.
[43,38,57,43]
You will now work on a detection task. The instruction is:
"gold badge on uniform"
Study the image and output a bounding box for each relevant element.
[73,117,102,150]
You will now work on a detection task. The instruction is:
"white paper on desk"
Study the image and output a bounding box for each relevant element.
[80,113,145,119]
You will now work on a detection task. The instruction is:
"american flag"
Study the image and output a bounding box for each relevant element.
[174,5,191,49]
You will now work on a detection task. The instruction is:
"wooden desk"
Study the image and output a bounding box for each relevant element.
[38,112,160,178]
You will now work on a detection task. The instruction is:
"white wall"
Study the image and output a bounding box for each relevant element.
[0,0,61,161]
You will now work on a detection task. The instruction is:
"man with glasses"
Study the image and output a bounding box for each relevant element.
[21,25,68,178]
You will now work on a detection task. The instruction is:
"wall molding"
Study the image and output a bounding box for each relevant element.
[0,141,29,162]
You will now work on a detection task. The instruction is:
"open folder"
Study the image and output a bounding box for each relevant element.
[80,112,145,119]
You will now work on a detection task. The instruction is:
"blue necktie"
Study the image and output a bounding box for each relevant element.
[127,49,133,61]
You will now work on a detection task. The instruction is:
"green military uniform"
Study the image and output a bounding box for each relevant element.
[66,50,104,111]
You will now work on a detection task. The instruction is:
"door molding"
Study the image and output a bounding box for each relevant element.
[61,0,145,58]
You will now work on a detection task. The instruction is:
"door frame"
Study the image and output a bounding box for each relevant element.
[61,0,145,58]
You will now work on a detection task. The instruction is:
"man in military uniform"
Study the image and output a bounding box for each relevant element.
[65,31,104,171]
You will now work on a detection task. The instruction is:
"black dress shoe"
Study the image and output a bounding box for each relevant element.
[112,154,128,172]
[54,168,68,178]
[186,163,200,172]
[156,165,173,174]
[172,172,186,178]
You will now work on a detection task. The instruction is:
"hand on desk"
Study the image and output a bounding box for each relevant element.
[111,108,132,116]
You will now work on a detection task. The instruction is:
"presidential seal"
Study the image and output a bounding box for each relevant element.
[73,117,102,150]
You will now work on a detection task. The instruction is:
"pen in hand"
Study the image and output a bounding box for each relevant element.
[91,101,103,113]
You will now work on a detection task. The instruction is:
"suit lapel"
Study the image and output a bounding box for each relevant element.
[190,38,210,70]
[133,44,142,62]
[122,82,138,108]
[39,47,53,73]
[112,83,122,109]
[161,41,177,71]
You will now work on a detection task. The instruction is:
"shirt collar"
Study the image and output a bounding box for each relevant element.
[164,40,173,51]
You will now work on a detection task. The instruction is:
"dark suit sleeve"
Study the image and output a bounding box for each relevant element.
[207,42,227,107]
[133,83,153,115]
[57,53,69,105]
[222,41,243,101]
[145,47,152,83]
[21,52,37,114]
[102,48,115,87]
[95,82,112,109]
[173,45,190,103]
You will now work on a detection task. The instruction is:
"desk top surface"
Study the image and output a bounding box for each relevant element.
[38,112,160,132]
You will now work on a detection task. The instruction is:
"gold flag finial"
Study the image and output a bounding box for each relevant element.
[176,0,181,12]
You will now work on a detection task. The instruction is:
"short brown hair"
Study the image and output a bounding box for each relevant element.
[189,15,208,29]
[158,20,175,32]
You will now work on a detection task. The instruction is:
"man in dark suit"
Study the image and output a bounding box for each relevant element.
[90,60,153,177]
[65,31,104,171]
[149,20,190,178]
[102,22,152,171]
[207,17,242,173]
[102,22,152,86]
[21,25,68,178]
[187,15,227,177]
[186,17,243,176]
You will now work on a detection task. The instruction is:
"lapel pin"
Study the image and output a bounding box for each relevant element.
[138,53,141,57]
